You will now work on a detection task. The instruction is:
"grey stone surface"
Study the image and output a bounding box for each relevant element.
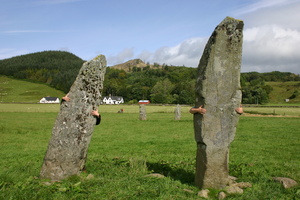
[218,191,226,200]
[273,177,298,188]
[174,104,181,120]
[40,55,106,181]
[139,104,147,120]
[193,17,244,189]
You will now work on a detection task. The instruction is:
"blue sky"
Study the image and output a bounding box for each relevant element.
[1,0,300,74]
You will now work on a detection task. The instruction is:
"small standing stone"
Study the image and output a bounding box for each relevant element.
[197,189,210,198]
[86,174,95,180]
[273,177,298,188]
[218,191,226,200]
[225,185,244,194]
[174,104,181,120]
[139,104,147,120]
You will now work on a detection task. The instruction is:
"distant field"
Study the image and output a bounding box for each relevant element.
[0,103,191,113]
[0,76,65,103]
[267,81,300,104]
[1,103,300,117]
[243,106,300,117]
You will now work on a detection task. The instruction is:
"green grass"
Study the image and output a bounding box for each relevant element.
[0,76,65,103]
[267,81,300,104]
[0,105,299,199]
[0,103,192,114]
[243,107,300,116]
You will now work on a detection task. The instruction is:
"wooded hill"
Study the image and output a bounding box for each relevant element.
[0,51,84,93]
[0,51,299,104]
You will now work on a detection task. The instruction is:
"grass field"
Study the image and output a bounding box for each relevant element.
[267,81,300,104]
[0,76,65,103]
[1,103,300,117]
[0,104,299,199]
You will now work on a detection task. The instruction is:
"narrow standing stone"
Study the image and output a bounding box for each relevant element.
[40,55,106,181]
[193,17,244,189]
[174,104,181,120]
[139,104,147,120]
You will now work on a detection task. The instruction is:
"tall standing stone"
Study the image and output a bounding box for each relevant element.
[139,104,147,120]
[174,104,181,120]
[193,17,244,189]
[40,55,106,181]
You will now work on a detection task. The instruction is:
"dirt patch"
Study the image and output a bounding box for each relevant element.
[243,113,300,118]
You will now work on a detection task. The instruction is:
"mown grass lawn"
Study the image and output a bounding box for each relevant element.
[0,104,299,199]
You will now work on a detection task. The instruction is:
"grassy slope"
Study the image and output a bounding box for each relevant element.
[266,81,300,104]
[0,76,65,103]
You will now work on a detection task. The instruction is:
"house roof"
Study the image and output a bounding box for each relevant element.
[43,97,59,101]
[103,96,123,101]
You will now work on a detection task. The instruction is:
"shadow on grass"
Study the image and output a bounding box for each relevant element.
[146,161,195,185]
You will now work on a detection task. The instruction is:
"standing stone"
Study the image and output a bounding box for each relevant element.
[193,17,243,189]
[40,55,106,181]
[139,104,147,120]
[174,104,181,120]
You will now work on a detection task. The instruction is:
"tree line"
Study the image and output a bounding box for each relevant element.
[1,51,299,104]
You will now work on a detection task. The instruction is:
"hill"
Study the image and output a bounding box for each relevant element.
[0,76,65,103]
[267,81,300,104]
[111,59,162,72]
[0,51,84,93]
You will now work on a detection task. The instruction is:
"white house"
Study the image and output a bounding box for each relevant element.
[39,97,60,104]
[102,96,124,105]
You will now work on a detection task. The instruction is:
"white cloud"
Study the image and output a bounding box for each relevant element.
[140,37,207,67]
[240,1,300,30]
[108,25,300,74]
[236,0,297,15]
[106,38,207,67]
[107,48,135,65]
[242,25,300,73]
[239,0,300,74]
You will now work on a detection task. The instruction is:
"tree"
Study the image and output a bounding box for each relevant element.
[172,80,195,104]
[150,78,174,104]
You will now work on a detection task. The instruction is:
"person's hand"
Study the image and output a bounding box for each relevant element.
[197,105,206,114]
[235,105,243,114]
[190,105,206,114]
[62,94,70,102]
[91,109,100,117]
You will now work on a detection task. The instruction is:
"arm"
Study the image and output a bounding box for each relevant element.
[189,105,206,115]
[235,105,243,115]
[61,93,70,104]
[91,109,101,125]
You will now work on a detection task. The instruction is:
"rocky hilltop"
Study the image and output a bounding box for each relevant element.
[111,59,161,72]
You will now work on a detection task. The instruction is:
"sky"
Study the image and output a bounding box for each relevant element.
[1,0,300,74]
